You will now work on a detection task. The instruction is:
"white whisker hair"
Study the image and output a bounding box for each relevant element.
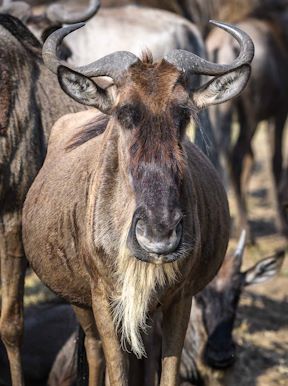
[111,214,180,358]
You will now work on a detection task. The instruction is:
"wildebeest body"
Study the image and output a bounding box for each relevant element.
[23,108,229,306]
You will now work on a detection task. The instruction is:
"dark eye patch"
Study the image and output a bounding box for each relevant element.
[116,104,142,130]
[171,105,191,133]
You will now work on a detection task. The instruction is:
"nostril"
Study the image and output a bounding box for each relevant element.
[174,211,183,225]
[135,219,145,236]
[176,218,183,234]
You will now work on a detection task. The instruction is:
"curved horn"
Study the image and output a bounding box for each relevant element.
[0,0,32,22]
[234,230,247,260]
[164,20,254,75]
[232,229,246,273]
[43,23,139,83]
[46,0,100,24]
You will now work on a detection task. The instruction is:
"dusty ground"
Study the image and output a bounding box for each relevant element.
[23,122,288,386]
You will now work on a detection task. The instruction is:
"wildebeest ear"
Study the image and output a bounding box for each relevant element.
[192,65,251,109]
[57,65,112,113]
[243,250,285,286]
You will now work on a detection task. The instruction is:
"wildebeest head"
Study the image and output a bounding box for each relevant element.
[42,21,254,265]
[193,231,285,370]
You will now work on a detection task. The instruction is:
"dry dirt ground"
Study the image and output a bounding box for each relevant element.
[23,122,288,386]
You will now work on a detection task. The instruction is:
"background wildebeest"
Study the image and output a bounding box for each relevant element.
[180,239,285,385]
[176,0,288,36]
[88,0,288,36]
[0,14,88,386]
[22,21,253,386]
[3,0,288,38]
[0,0,100,43]
[206,8,288,242]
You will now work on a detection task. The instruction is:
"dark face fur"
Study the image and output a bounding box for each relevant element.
[114,57,196,264]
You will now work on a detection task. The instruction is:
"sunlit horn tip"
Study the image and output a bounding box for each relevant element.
[235,229,247,257]
[209,19,219,25]
[64,22,86,31]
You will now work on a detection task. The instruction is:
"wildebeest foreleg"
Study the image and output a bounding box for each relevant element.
[72,305,105,386]
[268,111,288,235]
[0,218,26,386]
[230,124,255,242]
[160,291,192,386]
[92,281,129,386]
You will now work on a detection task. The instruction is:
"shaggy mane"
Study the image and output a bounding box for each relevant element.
[141,49,154,64]
[66,114,109,151]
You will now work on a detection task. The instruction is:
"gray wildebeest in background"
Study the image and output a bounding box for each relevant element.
[176,0,288,36]
[0,14,87,386]
[23,21,254,385]
[206,9,288,242]
[45,235,284,386]
[4,0,288,37]
[0,0,100,43]
[97,0,288,36]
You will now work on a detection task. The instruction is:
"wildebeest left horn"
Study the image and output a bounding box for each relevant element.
[46,0,100,24]
[42,23,139,83]
[164,20,254,75]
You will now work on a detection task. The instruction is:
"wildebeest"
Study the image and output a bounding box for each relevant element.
[45,237,285,386]
[98,0,288,36]
[62,5,203,65]
[0,14,87,386]
[177,0,288,36]
[206,10,288,241]
[5,0,287,38]
[0,0,100,42]
[22,21,253,385]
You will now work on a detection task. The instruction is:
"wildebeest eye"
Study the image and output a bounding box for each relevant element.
[116,104,142,129]
[171,106,191,132]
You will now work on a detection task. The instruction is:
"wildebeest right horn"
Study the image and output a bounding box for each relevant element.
[42,23,140,84]
[164,20,254,75]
